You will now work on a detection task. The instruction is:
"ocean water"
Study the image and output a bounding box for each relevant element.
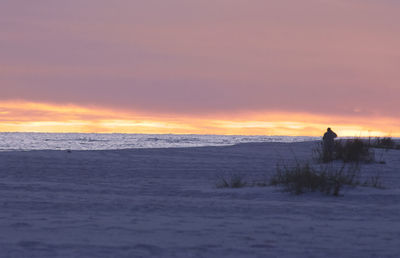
[0,132,319,151]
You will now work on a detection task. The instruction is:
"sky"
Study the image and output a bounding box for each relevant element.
[1,0,399,136]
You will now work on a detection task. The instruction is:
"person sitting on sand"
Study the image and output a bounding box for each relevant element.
[322,128,337,162]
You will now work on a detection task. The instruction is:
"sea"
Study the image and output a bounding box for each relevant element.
[0,132,319,151]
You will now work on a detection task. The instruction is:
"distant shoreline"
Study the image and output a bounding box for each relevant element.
[0,133,319,151]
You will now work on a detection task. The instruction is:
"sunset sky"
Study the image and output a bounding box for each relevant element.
[1,0,399,136]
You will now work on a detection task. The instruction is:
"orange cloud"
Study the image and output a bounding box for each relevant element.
[0,100,399,137]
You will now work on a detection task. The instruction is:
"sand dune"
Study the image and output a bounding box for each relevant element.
[0,142,399,257]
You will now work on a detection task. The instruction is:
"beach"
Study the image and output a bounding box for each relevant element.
[0,141,399,257]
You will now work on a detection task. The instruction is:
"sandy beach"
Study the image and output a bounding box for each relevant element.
[0,141,399,257]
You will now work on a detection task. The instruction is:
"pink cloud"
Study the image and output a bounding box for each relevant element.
[0,0,399,119]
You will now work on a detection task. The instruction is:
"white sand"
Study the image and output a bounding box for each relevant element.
[0,141,399,257]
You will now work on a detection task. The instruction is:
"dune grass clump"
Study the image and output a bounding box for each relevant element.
[370,137,399,149]
[314,138,375,163]
[270,162,359,196]
[216,174,247,188]
[334,139,374,163]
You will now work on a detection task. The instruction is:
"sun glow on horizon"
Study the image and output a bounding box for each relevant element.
[0,100,399,137]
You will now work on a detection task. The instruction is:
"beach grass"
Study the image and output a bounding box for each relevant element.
[270,162,360,196]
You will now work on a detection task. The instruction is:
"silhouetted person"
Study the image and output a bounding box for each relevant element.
[322,128,337,162]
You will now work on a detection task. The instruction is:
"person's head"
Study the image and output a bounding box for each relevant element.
[327,127,331,132]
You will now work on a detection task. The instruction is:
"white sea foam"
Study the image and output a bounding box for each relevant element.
[0,132,319,151]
